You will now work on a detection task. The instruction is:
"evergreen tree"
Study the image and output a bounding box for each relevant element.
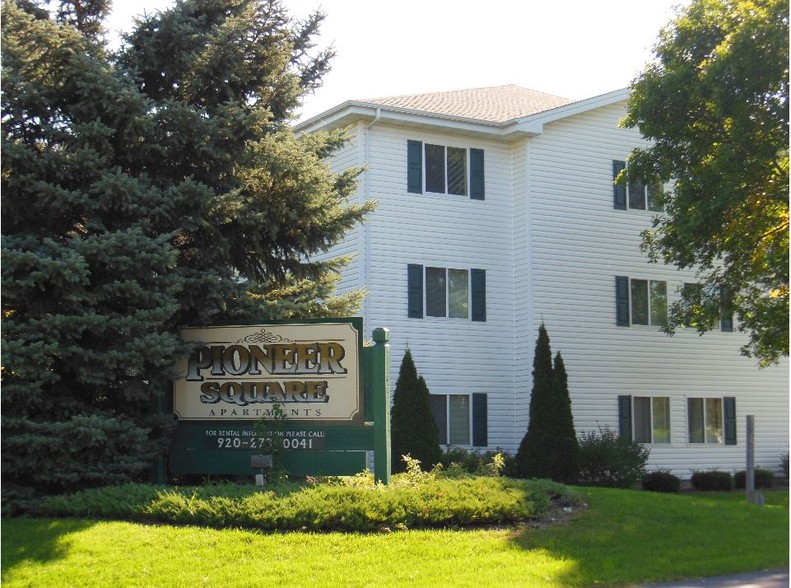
[1,0,372,501]
[390,349,442,473]
[547,352,580,483]
[514,324,579,482]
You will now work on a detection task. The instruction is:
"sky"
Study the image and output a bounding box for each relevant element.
[105,0,692,122]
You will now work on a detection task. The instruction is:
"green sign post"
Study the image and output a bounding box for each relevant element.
[166,319,391,483]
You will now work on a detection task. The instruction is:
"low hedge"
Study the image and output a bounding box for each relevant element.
[36,476,578,532]
[690,471,734,491]
[734,469,775,490]
[642,470,681,493]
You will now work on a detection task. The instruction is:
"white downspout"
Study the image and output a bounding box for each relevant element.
[362,108,381,320]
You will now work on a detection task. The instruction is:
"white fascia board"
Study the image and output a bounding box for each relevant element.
[296,101,537,141]
[510,88,631,133]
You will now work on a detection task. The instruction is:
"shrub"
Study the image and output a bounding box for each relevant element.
[514,325,580,483]
[390,349,442,473]
[577,425,650,488]
[38,478,581,532]
[781,453,789,478]
[437,447,506,477]
[690,471,733,491]
[642,470,681,493]
[734,469,775,490]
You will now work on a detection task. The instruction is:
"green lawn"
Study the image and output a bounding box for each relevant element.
[2,488,787,587]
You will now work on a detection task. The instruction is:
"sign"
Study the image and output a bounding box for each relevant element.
[164,321,391,484]
[173,321,362,422]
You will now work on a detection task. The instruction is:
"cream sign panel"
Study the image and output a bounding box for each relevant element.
[174,323,361,421]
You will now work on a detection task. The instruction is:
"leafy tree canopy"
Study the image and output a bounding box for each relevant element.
[623,0,788,366]
[1,0,372,497]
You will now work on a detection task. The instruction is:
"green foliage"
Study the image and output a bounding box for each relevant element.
[782,453,789,477]
[390,349,442,473]
[577,425,650,488]
[2,0,372,500]
[690,470,734,491]
[36,477,578,532]
[514,324,580,483]
[1,413,170,515]
[437,447,508,477]
[623,0,789,365]
[641,470,682,493]
[734,469,775,489]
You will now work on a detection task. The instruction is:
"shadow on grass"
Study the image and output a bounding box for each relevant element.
[508,487,790,587]
[1,518,97,572]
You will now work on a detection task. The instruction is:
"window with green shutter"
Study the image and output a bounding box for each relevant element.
[430,393,488,447]
[406,141,485,199]
[613,160,664,211]
[408,265,486,322]
[616,276,667,327]
[688,397,734,444]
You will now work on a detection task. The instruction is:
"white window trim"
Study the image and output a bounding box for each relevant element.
[424,143,470,197]
[686,397,725,445]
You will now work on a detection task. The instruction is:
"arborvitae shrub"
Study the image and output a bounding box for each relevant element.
[642,470,681,493]
[690,471,733,491]
[514,325,580,483]
[390,349,442,473]
[734,469,775,489]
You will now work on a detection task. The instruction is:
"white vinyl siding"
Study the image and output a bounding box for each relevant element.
[310,99,788,477]
[523,102,788,475]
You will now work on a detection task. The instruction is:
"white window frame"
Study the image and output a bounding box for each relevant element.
[629,278,668,327]
[627,176,664,212]
[430,393,472,446]
[424,143,469,197]
[425,267,470,319]
[632,396,671,444]
[687,397,724,444]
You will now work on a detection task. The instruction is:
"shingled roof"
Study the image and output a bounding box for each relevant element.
[363,85,573,123]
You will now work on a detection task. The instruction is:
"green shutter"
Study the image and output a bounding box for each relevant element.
[470,148,485,200]
[724,397,737,445]
[470,269,486,322]
[472,393,488,447]
[720,286,733,332]
[407,264,423,318]
[407,140,422,193]
[618,395,632,441]
[615,276,630,326]
[613,160,627,210]
[430,394,448,445]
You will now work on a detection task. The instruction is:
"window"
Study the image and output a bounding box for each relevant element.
[688,397,736,445]
[615,276,667,327]
[408,265,486,321]
[633,397,671,443]
[613,160,664,211]
[618,395,670,443]
[682,283,734,332]
[407,140,485,199]
[430,393,488,446]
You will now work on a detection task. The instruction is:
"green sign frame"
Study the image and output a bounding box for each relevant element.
[163,320,391,484]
